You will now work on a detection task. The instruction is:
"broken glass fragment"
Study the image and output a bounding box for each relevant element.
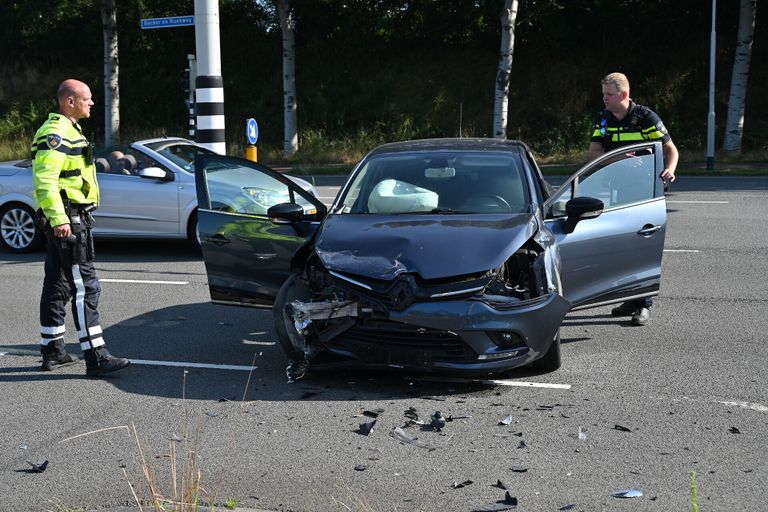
[578,427,587,440]
[499,415,513,426]
[611,489,643,498]
[613,424,632,432]
[517,441,527,449]
[729,426,741,434]
[510,465,528,473]
[431,411,447,431]
[205,411,218,417]
[354,464,367,471]
[453,480,473,489]
[19,443,28,450]
[559,505,576,510]
[495,479,509,489]
[363,409,384,418]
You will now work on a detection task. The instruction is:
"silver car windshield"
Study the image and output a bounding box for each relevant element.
[336,151,530,215]
[145,141,217,172]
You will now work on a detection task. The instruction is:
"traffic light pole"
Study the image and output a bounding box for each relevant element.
[194,0,226,155]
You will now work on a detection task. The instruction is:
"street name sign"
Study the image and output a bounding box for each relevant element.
[140,16,194,30]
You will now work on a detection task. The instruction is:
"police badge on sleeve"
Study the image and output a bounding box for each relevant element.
[46,134,62,149]
[656,121,668,135]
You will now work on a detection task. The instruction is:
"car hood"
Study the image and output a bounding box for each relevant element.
[314,213,538,281]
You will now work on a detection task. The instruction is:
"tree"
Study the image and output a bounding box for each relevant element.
[723,0,757,154]
[275,0,298,156]
[493,0,519,139]
[102,0,120,145]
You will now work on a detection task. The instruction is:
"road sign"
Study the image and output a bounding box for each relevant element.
[246,118,259,145]
[140,16,194,30]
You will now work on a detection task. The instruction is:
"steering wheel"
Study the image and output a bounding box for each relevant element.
[461,194,512,212]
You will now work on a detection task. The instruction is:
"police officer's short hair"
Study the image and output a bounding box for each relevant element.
[601,72,630,93]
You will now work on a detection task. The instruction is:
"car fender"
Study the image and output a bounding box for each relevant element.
[0,193,36,211]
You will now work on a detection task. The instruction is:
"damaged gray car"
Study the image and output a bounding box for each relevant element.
[195,138,667,381]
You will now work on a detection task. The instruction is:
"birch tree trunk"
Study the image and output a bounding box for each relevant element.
[102,0,120,145]
[276,0,298,156]
[723,0,757,154]
[492,0,518,139]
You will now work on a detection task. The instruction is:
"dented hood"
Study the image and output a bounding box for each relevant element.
[314,213,538,281]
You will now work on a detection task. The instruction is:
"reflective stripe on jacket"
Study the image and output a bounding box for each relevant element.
[31,113,99,227]
[590,101,671,152]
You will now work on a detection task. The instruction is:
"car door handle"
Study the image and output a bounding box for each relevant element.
[637,224,662,236]
[205,234,231,246]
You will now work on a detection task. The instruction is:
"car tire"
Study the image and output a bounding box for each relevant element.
[187,210,201,253]
[273,275,314,359]
[0,203,44,253]
[529,330,561,372]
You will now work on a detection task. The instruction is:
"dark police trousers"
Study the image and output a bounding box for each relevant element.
[39,207,105,356]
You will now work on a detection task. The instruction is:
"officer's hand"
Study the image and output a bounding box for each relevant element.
[53,224,72,238]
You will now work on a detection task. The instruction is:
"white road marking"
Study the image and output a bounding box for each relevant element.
[129,359,258,371]
[101,279,188,285]
[419,376,571,389]
[719,400,768,413]
[663,249,700,253]
[666,200,729,204]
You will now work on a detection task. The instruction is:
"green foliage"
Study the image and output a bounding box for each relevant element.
[223,498,239,510]
[690,470,700,512]
[0,0,765,157]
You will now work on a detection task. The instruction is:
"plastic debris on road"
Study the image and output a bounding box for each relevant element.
[354,464,367,471]
[613,424,632,432]
[431,411,446,431]
[389,426,436,451]
[26,460,49,473]
[729,426,742,434]
[453,479,473,489]
[357,419,377,436]
[611,489,643,498]
[471,491,518,511]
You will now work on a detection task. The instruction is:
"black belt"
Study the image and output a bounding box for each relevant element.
[60,169,82,178]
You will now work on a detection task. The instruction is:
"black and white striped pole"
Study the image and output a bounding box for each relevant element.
[193,0,226,155]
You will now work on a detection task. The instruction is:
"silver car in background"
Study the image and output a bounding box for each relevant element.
[0,137,316,253]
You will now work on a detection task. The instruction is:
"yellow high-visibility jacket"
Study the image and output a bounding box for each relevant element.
[31,113,99,228]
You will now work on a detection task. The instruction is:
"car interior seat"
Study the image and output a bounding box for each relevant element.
[122,154,137,175]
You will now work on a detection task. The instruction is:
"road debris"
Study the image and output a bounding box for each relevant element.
[471,491,518,511]
[499,415,513,426]
[729,426,742,434]
[354,464,367,471]
[509,464,528,473]
[431,411,446,431]
[26,460,49,473]
[390,426,436,451]
[613,424,632,432]
[357,419,377,436]
[611,489,643,498]
[453,480,473,489]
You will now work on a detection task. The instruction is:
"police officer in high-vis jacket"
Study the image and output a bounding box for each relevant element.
[32,79,129,376]
[588,72,679,327]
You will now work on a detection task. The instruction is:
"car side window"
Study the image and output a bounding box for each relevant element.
[203,163,315,216]
[548,152,656,218]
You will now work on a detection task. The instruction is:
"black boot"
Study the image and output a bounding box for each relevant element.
[85,347,130,377]
[41,343,79,371]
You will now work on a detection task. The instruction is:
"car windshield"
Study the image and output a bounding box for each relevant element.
[144,140,217,172]
[336,151,530,215]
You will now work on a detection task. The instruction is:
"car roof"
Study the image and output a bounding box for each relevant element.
[367,137,530,156]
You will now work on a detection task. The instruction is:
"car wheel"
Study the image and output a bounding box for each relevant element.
[273,275,314,360]
[0,203,44,253]
[529,330,561,372]
[187,210,201,253]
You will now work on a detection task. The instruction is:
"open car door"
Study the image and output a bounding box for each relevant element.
[544,142,667,310]
[195,155,327,307]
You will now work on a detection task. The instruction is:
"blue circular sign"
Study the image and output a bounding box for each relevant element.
[246,118,259,145]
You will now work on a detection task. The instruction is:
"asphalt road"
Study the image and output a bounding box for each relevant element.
[1,176,767,512]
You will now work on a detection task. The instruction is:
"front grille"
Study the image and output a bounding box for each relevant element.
[331,320,471,363]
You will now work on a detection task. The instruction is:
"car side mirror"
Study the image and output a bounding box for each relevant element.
[563,196,604,234]
[139,167,173,181]
[267,202,305,224]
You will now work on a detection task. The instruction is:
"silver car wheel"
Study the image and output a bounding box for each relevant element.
[1,204,40,252]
